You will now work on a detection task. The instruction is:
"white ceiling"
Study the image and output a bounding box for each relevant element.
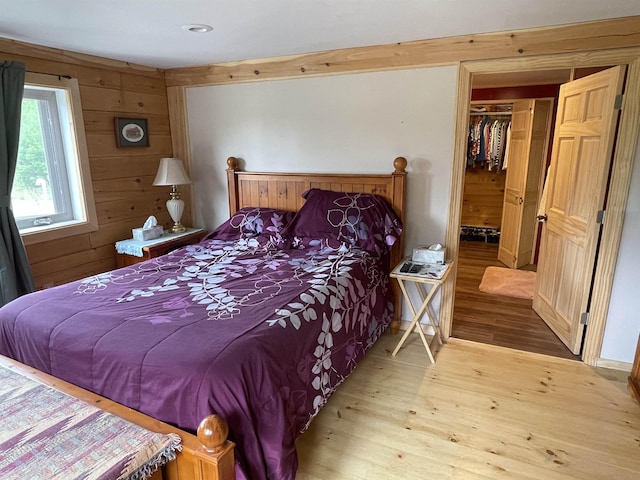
[1,1,639,70]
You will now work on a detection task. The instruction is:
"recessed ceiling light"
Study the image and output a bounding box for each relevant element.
[182,24,213,33]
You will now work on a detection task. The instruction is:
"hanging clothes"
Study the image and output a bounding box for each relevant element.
[489,119,508,169]
[467,112,511,170]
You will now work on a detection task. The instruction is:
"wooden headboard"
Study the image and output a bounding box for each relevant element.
[225,156,408,332]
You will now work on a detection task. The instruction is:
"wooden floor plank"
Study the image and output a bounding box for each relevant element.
[296,333,640,479]
[451,241,579,360]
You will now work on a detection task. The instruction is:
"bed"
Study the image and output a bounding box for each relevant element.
[0,156,407,480]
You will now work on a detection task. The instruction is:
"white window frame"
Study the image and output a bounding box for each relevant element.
[15,73,97,245]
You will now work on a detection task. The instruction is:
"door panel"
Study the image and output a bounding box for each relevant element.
[498,100,530,268]
[533,66,625,354]
[498,99,551,268]
[519,100,551,265]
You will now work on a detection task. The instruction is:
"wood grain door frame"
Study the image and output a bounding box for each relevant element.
[442,48,640,366]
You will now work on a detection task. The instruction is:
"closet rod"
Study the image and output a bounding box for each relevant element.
[469,111,512,116]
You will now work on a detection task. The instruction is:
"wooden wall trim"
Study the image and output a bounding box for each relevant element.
[165,16,640,87]
[582,56,640,365]
[441,63,471,340]
[167,86,194,225]
[167,87,190,163]
[0,37,163,78]
[596,358,633,371]
[464,46,640,74]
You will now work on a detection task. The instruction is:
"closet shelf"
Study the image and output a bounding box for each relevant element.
[469,111,512,116]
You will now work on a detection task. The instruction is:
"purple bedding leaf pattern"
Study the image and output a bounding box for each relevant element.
[284,189,403,256]
[0,237,393,480]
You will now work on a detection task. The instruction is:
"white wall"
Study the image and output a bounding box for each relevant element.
[600,136,640,364]
[187,67,458,257]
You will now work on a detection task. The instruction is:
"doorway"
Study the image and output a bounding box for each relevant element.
[439,51,640,366]
[451,72,579,359]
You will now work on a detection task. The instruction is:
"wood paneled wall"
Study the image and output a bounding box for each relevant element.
[461,167,505,228]
[0,39,187,289]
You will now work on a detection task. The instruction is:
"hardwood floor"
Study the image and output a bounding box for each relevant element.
[451,241,578,360]
[296,332,640,479]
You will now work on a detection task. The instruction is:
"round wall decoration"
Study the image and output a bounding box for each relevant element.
[122,123,145,143]
[115,117,150,147]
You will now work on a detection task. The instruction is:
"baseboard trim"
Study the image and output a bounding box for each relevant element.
[595,358,632,372]
[398,319,436,336]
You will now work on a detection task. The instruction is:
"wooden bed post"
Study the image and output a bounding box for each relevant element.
[227,157,240,215]
[163,414,235,480]
[390,157,407,335]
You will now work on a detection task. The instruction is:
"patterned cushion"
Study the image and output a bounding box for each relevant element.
[207,207,295,246]
[284,189,402,255]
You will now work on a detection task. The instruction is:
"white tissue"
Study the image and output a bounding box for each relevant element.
[412,243,446,264]
[143,215,158,229]
[132,216,163,241]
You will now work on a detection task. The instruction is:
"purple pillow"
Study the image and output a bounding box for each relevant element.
[206,207,295,245]
[284,189,403,255]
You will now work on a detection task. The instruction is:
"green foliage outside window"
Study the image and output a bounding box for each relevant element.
[14,99,50,201]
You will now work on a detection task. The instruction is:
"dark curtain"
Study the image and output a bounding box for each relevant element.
[0,61,35,306]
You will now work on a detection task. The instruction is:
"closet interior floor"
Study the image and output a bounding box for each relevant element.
[452,240,579,360]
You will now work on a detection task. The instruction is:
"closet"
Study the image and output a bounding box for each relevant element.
[462,98,552,268]
[461,103,511,244]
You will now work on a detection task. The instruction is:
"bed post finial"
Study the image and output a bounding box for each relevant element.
[227,156,239,171]
[197,414,230,453]
[390,156,407,335]
[393,157,407,173]
[227,157,241,215]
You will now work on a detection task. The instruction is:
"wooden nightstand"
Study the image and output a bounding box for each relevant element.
[115,228,206,268]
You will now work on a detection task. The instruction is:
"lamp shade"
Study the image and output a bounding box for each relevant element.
[153,157,192,186]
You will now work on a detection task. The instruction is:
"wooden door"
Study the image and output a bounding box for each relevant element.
[498,99,552,268]
[533,66,625,354]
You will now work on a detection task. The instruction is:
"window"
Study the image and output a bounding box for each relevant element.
[12,73,97,244]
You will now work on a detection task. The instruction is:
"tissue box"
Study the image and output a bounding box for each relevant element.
[132,226,163,241]
[412,245,446,264]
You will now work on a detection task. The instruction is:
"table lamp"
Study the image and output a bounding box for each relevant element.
[153,157,192,233]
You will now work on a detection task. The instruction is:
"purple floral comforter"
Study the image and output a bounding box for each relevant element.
[0,237,394,480]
